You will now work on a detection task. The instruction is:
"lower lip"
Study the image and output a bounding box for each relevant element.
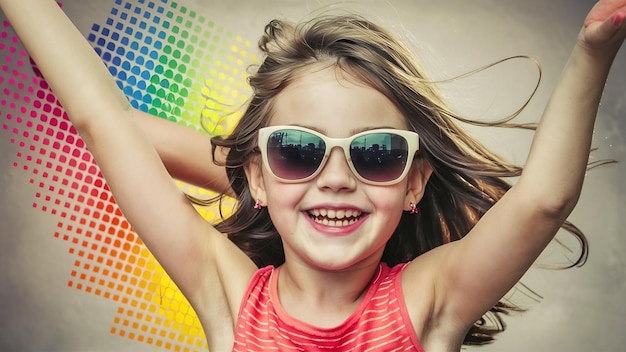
[305,213,367,236]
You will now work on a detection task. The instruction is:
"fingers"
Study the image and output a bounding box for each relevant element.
[583,10,626,47]
[584,1,626,27]
[612,11,626,26]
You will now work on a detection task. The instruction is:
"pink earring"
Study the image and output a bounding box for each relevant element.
[409,202,419,214]
[254,199,262,210]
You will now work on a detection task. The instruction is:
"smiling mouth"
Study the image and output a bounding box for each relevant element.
[307,209,363,227]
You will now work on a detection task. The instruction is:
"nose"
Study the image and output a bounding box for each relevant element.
[315,147,357,191]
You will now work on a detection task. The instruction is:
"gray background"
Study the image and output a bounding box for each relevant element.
[1,0,625,351]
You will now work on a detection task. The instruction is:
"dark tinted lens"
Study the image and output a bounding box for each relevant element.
[266,129,326,180]
[350,133,409,182]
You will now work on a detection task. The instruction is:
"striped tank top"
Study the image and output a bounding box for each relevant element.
[233,263,425,351]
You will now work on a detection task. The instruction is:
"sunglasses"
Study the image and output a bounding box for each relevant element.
[257,126,419,186]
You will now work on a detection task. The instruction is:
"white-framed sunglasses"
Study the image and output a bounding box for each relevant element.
[257,125,419,186]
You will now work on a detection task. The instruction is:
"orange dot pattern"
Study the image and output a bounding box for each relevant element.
[0,1,256,350]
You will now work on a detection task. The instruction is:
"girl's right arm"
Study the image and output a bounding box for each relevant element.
[0,0,256,345]
[134,109,234,196]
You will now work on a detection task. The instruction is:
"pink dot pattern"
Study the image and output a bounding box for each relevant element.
[0,1,254,350]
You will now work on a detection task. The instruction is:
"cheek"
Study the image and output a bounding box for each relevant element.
[369,183,408,211]
[263,175,304,203]
[267,189,300,208]
[264,181,307,219]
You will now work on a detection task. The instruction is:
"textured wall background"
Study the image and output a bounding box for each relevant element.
[0,0,624,351]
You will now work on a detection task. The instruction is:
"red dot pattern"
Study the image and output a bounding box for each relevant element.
[0,1,248,350]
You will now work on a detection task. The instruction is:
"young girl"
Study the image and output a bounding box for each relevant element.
[1,0,624,350]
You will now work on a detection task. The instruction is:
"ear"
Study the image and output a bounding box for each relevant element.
[244,157,267,206]
[404,157,433,211]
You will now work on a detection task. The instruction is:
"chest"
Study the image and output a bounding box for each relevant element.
[232,265,424,351]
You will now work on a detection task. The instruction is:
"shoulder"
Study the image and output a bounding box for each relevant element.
[197,263,270,350]
[237,265,276,311]
[244,265,275,296]
[399,243,469,349]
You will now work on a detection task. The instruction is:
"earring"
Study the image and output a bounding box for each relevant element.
[254,199,262,210]
[409,202,419,214]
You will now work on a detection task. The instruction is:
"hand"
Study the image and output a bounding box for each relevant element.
[580,0,626,50]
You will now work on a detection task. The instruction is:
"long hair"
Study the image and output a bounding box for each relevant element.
[206,14,587,345]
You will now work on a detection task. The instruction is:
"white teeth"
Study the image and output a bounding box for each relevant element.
[307,208,362,227]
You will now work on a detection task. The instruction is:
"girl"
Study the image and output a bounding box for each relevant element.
[1,0,624,351]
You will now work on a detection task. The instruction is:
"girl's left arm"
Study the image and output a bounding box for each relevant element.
[516,5,625,220]
[412,1,626,336]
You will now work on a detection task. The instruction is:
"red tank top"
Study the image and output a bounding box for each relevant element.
[233,263,425,351]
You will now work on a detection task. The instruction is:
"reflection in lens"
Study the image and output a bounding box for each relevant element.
[267,129,325,180]
[350,133,408,182]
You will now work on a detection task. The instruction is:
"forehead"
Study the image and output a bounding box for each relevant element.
[269,65,406,135]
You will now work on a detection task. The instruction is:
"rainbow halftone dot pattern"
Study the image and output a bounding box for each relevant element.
[1,1,256,350]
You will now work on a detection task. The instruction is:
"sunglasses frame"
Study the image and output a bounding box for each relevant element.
[257,125,420,186]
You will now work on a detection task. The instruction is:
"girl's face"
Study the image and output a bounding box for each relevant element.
[249,65,425,271]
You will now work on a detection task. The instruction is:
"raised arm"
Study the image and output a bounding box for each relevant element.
[519,3,625,215]
[0,0,255,345]
[409,0,626,340]
[134,109,233,196]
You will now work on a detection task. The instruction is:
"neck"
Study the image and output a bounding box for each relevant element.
[277,258,382,327]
